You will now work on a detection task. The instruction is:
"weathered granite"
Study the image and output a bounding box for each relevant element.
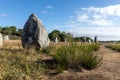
[22,13,50,50]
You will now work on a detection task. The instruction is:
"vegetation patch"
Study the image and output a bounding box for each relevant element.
[106,44,120,52]
[54,43,102,72]
[0,48,45,80]
[0,41,102,79]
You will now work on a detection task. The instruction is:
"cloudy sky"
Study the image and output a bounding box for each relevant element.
[0,0,120,41]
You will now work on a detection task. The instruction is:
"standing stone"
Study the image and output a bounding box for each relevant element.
[22,13,50,50]
[3,35,9,41]
[64,38,66,43]
[88,39,91,43]
[94,36,97,43]
[0,33,3,47]
[55,37,58,43]
[84,37,86,43]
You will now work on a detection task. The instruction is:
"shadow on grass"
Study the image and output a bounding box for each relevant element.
[36,58,83,76]
[36,58,59,75]
[0,48,23,54]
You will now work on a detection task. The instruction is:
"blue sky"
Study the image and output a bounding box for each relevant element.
[1,0,120,40]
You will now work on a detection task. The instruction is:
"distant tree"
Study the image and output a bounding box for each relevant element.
[74,36,93,42]
[0,26,2,33]
[0,26,23,40]
[49,30,61,42]
[66,32,73,41]
[60,31,67,42]
[16,29,23,36]
[2,27,12,35]
[49,30,73,42]
[10,26,17,34]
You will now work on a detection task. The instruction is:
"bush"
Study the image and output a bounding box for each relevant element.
[90,44,100,51]
[106,44,120,51]
[54,43,102,72]
[54,43,81,72]
[79,52,102,70]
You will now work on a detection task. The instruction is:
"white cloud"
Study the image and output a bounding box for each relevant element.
[42,10,54,15]
[81,5,120,17]
[101,5,120,17]
[77,14,89,22]
[90,19,115,26]
[93,14,102,19]
[46,5,53,9]
[76,5,120,40]
[0,13,7,17]
[51,23,120,40]
[68,26,120,41]
[42,10,48,14]
[51,4,120,40]
[75,5,120,27]
[42,5,54,15]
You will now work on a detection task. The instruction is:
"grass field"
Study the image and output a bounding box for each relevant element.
[0,40,102,80]
[106,43,120,52]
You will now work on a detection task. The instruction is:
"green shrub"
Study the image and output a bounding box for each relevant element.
[41,43,57,55]
[54,43,81,72]
[106,44,120,51]
[79,52,102,70]
[90,44,100,51]
[56,64,66,73]
[54,43,102,72]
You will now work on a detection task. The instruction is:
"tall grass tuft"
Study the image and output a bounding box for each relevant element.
[106,44,120,51]
[89,44,100,51]
[54,43,81,70]
[79,52,102,70]
[54,43,102,72]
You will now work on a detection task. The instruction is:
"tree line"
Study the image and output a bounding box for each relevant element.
[48,30,93,42]
[48,30,73,42]
[0,26,73,41]
[0,26,22,36]
[0,26,93,42]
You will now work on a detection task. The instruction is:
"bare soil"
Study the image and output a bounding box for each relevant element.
[44,44,120,80]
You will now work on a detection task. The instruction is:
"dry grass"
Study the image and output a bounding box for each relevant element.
[3,40,22,50]
[0,40,47,80]
[1,41,118,80]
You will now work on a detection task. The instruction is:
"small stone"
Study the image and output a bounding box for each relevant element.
[0,33,3,47]
[94,36,97,43]
[88,39,91,43]
[64,38,66,43]
[55,37,58,43]
[3,35,9,41]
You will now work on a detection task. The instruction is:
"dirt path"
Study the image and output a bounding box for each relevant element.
[46,44,120,80]
[96,44,120,80]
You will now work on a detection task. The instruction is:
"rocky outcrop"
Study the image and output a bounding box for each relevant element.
[22,13,50,50]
